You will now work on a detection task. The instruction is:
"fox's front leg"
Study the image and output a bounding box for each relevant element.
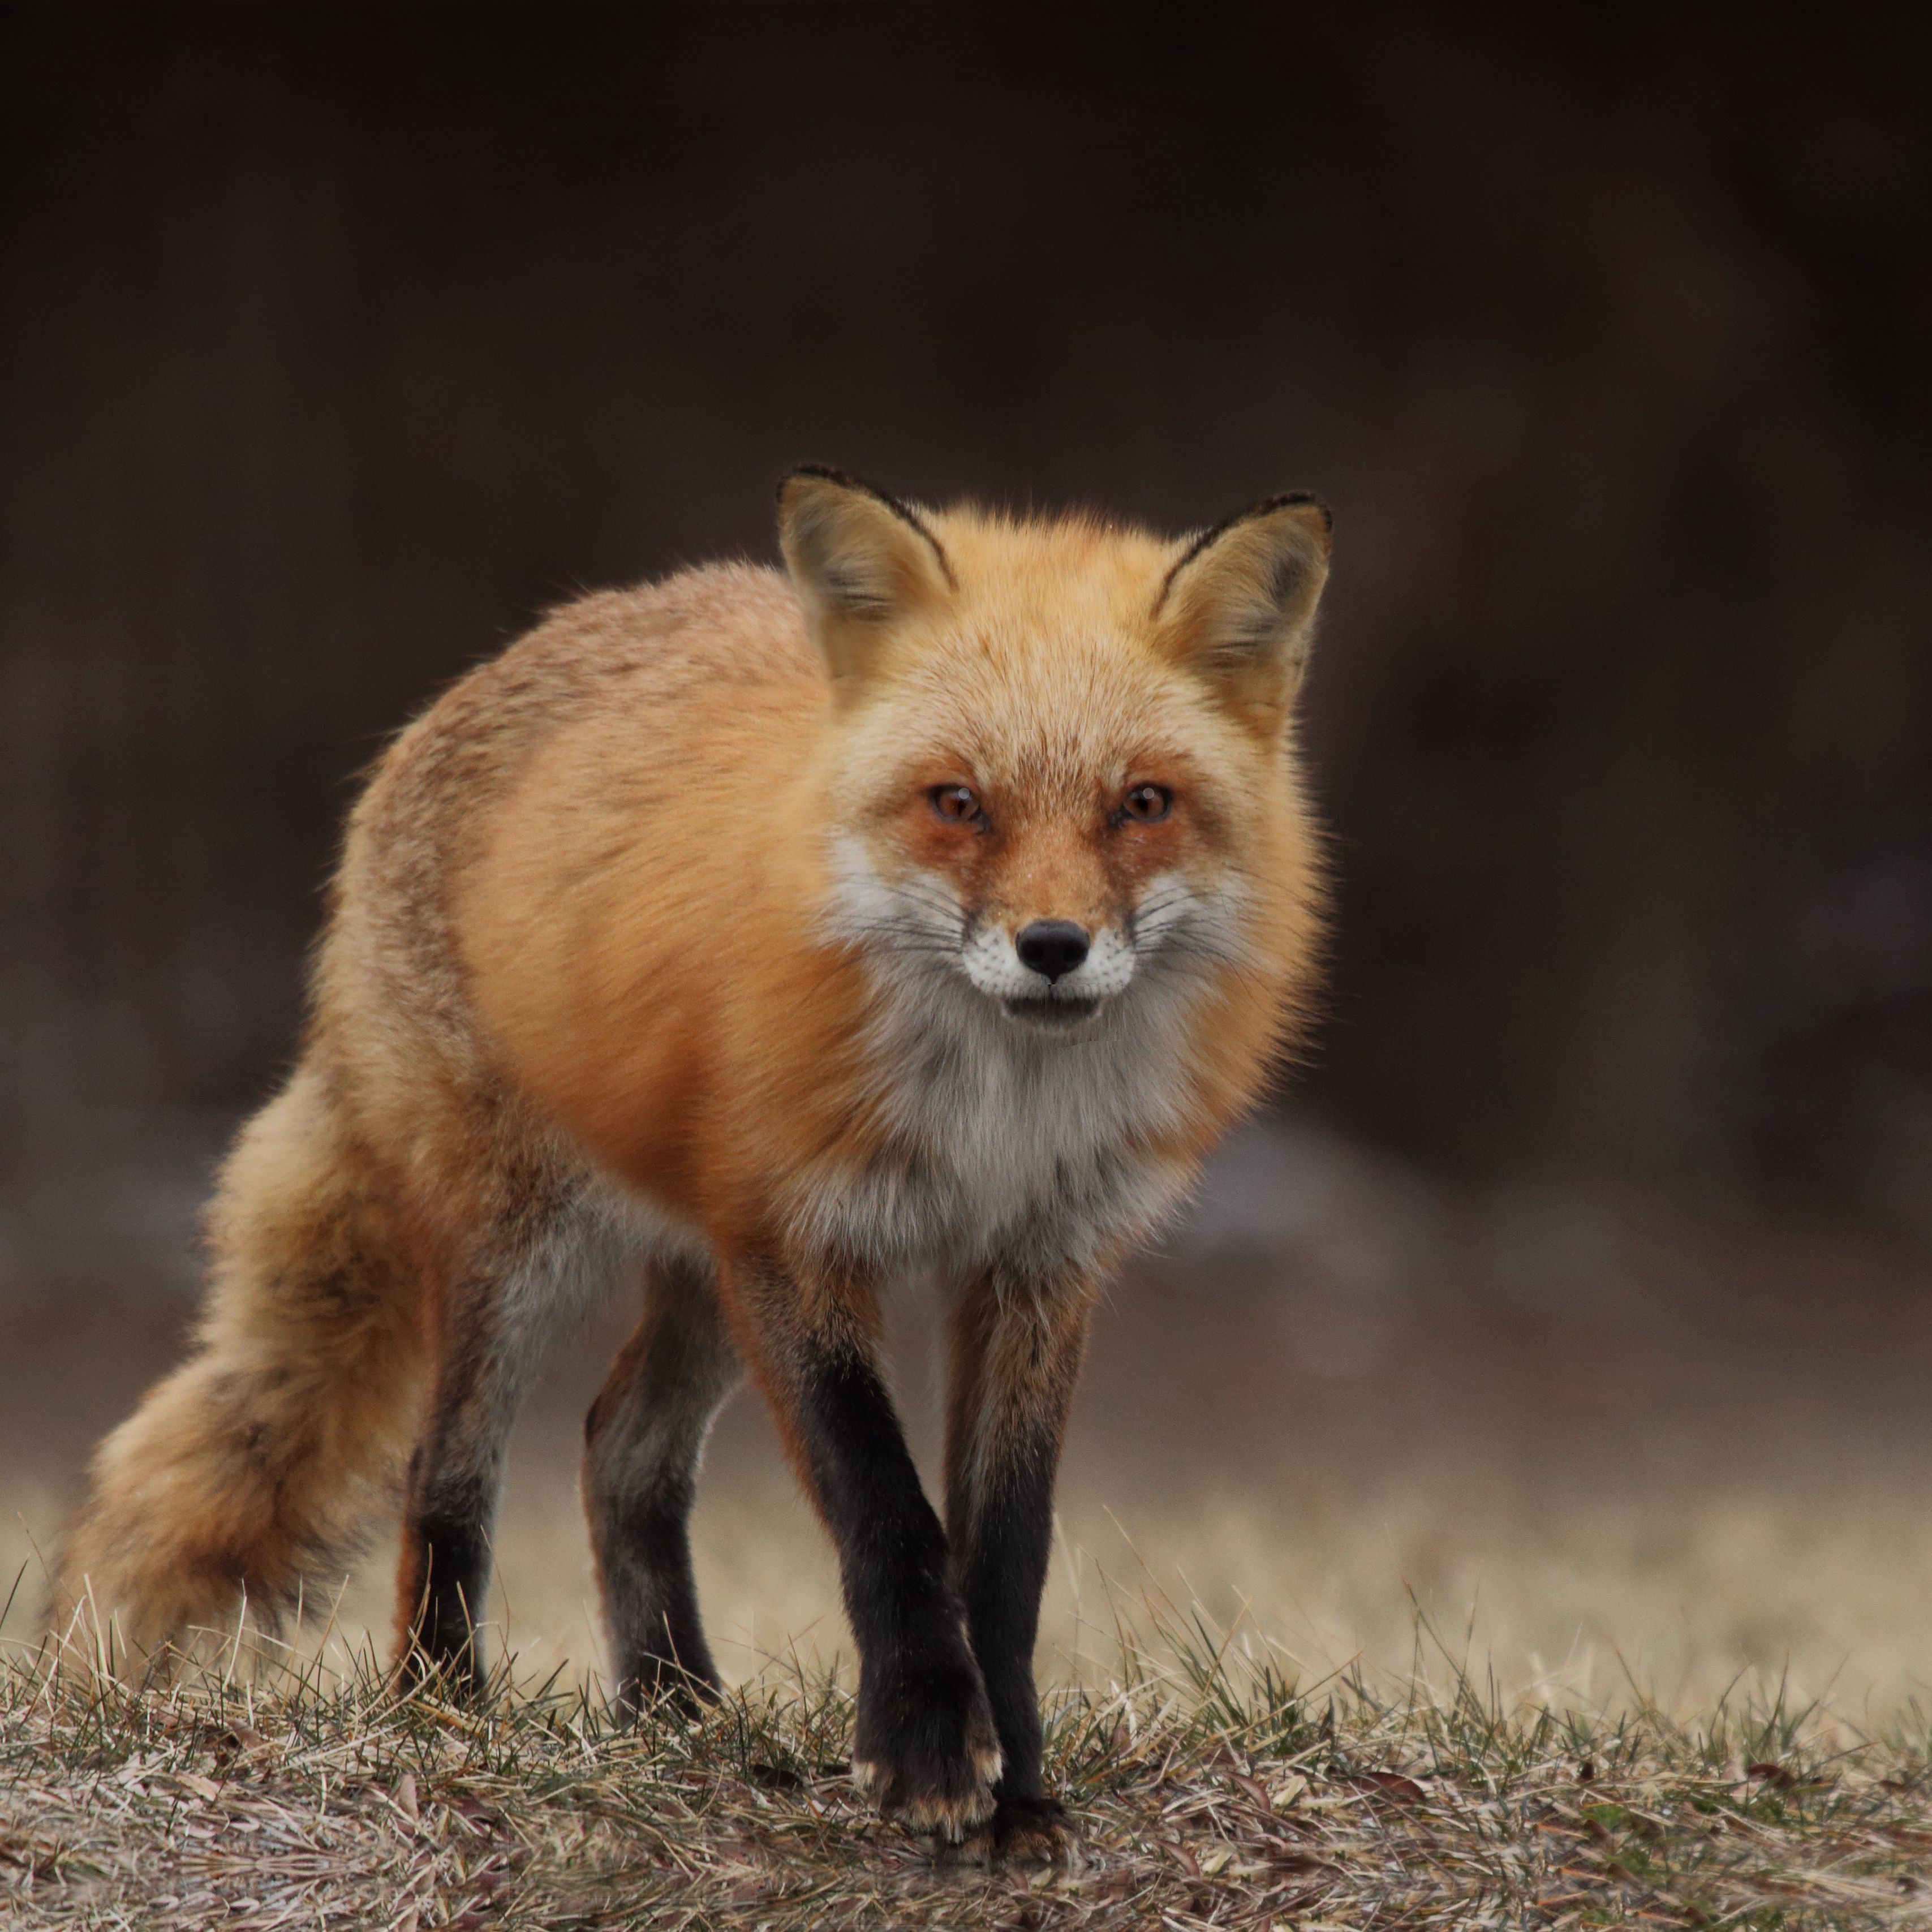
[720,1255,1000,1840]
[945,1264,1098,1858]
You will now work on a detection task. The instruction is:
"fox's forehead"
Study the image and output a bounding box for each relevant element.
[880,504,1195,712]
[825,502,1283,807]
[927,505,1178,626]
[843,637,1232,808]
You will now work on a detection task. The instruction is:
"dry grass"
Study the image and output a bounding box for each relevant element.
[6,1590,1932,1930]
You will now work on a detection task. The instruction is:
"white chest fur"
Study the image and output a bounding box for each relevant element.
[782,966,1203,1277]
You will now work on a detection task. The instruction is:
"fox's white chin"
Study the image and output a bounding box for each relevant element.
[1000,993,1102,1031]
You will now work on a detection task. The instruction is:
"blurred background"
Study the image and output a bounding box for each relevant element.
[4,6,1930,1714]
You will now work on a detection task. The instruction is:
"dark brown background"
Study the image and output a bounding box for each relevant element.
[2,3,1929,1297]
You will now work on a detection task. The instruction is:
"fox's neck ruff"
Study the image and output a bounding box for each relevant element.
[784,856,1241,1275]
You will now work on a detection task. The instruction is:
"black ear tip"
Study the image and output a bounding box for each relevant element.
[772,468,957,589]
[776,463,860,506]
[1261,490,1333,535]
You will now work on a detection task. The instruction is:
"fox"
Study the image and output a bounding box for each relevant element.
[50,467,1331,1852]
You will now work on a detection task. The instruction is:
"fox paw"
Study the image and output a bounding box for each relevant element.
[936,1795,1077,1869]
[988,1795,1074,1863]
[851,1650,1002,1841]
[613,1652,722,1722]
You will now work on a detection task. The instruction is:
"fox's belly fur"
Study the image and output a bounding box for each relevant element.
[322,894,1204,1320]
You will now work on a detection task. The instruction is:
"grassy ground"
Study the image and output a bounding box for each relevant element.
[6,1608,1932,1929]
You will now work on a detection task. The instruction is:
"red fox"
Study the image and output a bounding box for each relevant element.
[51,469,1331,1851]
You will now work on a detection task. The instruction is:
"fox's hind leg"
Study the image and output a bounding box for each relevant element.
[393,1263,550,1693]
[582,1251,742,1711]
[393,1180,642,1693]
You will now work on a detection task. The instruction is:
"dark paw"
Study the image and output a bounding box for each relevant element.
[852,1646,1002,1840]
[394,1633,485,1701]
[988,1794,1074,1863]
[615,1654,721,1721]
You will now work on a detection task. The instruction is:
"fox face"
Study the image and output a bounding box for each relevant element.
[825,691,1254,1035]
[782,468,1331,1043]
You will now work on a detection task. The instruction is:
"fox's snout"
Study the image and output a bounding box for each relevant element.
[1014,919,1089,983]
[952,906,1144,1018]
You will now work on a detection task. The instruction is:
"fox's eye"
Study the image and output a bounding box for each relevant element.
[1121,783,1173,823]
[931,784,983,825]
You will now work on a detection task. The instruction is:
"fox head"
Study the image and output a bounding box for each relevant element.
[780,467,1331,1039]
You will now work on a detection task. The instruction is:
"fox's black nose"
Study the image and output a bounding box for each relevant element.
[1015,919,1090,983]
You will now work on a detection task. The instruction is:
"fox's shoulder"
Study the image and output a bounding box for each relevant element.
[333,562,820,1014]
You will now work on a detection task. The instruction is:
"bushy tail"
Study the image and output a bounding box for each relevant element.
[48,1062,427,1672]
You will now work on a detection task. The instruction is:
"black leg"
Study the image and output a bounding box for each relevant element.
[724,1257,1000,1840]
[945,1265,1095,1856]
[582,1254,742,1712]
[397,1449,495,1692]
[394,1283,544,1694]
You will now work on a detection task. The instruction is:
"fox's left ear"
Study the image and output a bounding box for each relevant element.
[778,465,956,702]
[1153,493,1332,734]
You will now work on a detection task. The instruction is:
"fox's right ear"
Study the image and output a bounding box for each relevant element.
[777,466,955,699]
[1153,493,1332,737]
